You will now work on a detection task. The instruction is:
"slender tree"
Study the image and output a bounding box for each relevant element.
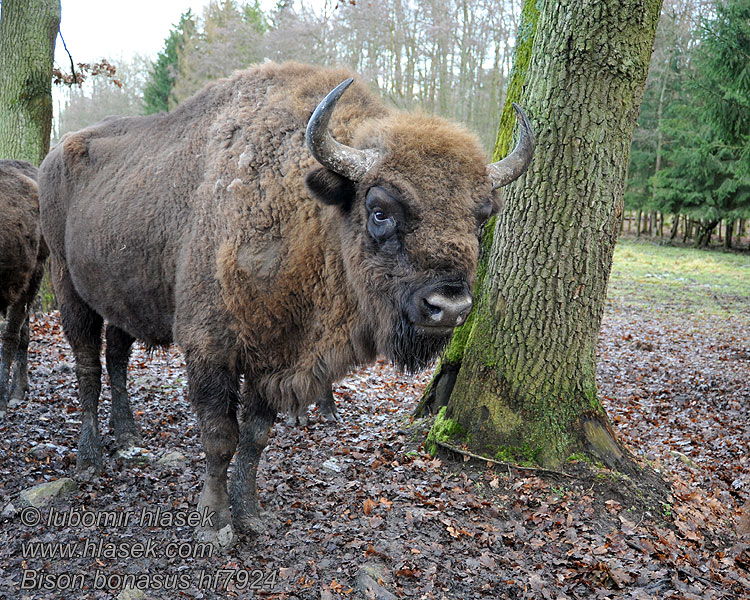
[0,0,60,165]
[426,0,663,472]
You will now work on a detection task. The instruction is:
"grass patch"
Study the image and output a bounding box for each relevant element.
[608,239,750,319]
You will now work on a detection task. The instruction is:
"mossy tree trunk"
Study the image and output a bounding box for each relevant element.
[427,0,663,472]
[415,0,540,417]
[0,0,60,165]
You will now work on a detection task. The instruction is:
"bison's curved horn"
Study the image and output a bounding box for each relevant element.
[306,78,380,182]
[487,103,536,190]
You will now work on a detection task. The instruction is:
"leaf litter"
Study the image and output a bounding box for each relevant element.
[0,299,747,599]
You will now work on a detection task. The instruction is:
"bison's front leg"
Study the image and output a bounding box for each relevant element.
[231,396,275,535]
[317,385,339,422]
[105,324,142,449]
[188,361,239,540]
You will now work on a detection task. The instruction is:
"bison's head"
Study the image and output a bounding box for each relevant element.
[304,79,535,372]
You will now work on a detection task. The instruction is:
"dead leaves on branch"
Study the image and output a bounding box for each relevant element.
[52,59,122,88]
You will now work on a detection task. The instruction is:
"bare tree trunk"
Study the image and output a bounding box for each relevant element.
[427,0,663,472]
[725,219,734,249]
[0,0,61,165]
[669,213,680,240]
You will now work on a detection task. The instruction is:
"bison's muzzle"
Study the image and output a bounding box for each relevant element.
[410,281,473,331]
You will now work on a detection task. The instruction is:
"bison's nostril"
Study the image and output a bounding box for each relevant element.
[422,297,442,318]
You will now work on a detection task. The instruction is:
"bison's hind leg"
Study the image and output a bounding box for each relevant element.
[0,303,26,419]
[285,383,338,426]
[231,396,276,535]
[8,315,31,405]
[53,256,105,476]
[0,255,45,417]
[105,324,141,449]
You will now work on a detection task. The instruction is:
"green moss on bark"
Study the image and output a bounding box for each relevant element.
[425,407,467,455]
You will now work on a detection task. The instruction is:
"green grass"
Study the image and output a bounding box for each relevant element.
[608,238,750,318]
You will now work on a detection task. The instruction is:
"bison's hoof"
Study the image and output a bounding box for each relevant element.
[198,497,232,533]
[234,512,273,536]
[9,387,26,405]
[76,445,104,479]
[319,409,339,423]
[197,523,238,550]
[285,412,309,427]
[75,461,103,481]
[114,429,143,450]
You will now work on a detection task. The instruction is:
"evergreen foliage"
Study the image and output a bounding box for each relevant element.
[142,10,196,114]
[625,0,750,239]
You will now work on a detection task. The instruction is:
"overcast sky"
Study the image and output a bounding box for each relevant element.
[54,0,281,66]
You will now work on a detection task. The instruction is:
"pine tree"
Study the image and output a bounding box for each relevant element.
[143,10,196,114]
[650,0,750,243]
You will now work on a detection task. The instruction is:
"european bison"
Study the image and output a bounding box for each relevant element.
[39,62,534,539]
[0,160,48,419]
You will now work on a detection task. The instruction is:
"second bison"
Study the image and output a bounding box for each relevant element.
[0,160,48,418]
[39,62,534,539]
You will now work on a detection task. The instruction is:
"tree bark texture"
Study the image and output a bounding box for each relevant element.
[0,0,60,165]
[415,0,540,417]
[430,0,662,470]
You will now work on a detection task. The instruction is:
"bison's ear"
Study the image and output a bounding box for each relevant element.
[305,167,356,211]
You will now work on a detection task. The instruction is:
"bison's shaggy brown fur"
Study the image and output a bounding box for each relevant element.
[39,62,530,540]
[0,160,49,417]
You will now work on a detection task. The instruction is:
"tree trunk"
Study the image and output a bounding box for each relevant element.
[426,0,663,473]
[0,0,60,165]
[415,0,540,417]
[724,219,733,249]
[696,220,718,248]
[636,210,643,237]
[669,213,680,240]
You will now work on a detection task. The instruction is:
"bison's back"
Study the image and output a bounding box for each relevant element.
[39,62,385,349]
[39,110,207,344]
[0,161,41,314]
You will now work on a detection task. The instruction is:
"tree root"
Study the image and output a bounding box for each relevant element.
[435,440,575,479]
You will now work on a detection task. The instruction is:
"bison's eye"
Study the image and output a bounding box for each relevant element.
[368,209,396,240]
[366,186,402,243]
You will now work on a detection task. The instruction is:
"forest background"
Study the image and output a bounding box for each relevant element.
[54,0,750,250]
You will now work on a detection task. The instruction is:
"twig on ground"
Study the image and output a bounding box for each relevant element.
[435,440,576,479]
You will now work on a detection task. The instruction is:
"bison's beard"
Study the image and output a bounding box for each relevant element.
[386,314,452,374]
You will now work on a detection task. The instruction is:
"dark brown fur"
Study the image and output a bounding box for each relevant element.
[39,62,499,536]
[0,160,49,416]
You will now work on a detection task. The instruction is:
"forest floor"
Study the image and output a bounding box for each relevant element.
[0,238,748,600]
